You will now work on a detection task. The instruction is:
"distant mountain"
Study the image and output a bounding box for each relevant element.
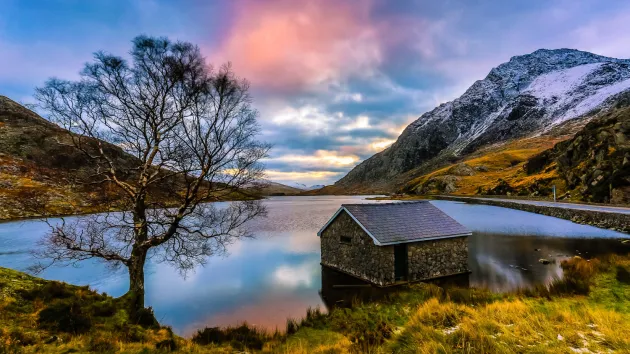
[335,49,630,192]
[280,182,326,190]
[257,181,304,195]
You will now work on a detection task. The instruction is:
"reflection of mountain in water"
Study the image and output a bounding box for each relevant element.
[469,233,629,292]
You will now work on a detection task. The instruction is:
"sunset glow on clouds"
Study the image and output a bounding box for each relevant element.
[2,0,630,185]
[209,0,382,92]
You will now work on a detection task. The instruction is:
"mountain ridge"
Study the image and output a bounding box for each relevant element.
[334,49,630,192]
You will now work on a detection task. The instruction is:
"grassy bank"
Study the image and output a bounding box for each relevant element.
[2,255,629,353]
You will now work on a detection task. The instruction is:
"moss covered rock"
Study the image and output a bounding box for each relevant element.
[526,105,630,203]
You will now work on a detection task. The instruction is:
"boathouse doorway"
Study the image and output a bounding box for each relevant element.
[394,244,408,281]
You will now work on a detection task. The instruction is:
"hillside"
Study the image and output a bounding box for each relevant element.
[0,96,253,221]
[258,181,304,196]
[334,49,630,194]
[0,96,137,220]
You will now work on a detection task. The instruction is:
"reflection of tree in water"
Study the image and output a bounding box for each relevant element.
[469,233,629,292]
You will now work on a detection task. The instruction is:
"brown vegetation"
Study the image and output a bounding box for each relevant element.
[402,135,570,197]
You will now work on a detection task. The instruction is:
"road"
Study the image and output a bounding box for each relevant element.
[439,196,630,215]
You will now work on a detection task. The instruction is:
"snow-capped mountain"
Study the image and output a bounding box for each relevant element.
[335,49,630,191]
[282,182,326,190]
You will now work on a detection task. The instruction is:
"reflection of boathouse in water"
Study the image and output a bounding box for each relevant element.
[317,201,471,287]
[319,266,471,310]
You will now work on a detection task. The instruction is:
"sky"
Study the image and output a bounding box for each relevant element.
[2,0,630,186]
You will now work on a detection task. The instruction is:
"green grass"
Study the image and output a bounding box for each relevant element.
[2,255,630,353]
[276,255,630,353]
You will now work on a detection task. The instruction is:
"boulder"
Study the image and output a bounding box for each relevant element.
[480,179,516,196]
[474,165,489,172]
[418,175,460,195]
[447,163,476,176]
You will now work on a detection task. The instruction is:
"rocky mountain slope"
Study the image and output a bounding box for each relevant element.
[394,92,630,204]
[335,49,630,192]
[524,101,630,203]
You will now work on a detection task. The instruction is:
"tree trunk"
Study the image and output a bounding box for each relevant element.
[127,246,148,314]
[128,193,148,314]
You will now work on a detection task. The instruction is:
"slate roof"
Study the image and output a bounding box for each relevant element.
[317,201,471,246]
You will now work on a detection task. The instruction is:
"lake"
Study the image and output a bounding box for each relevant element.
[1,196,629,335]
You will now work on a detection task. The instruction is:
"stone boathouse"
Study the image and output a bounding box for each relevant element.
[317,201,471,286]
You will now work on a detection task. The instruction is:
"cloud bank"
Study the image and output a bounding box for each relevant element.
[2,0,630,184]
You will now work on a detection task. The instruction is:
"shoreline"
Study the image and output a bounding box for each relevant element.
[0,194,263,224]
[2,254,629,352]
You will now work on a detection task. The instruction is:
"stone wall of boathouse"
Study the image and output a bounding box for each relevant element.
[407,237,468,282]
[320,210,395,286]
[320,210,470,286]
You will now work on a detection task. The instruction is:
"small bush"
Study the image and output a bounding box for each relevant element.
[287,306,327,333]
[88,334,117,353]
[192,324,269,350]
[192,327,223,345]
[155,338,178,351]
[8,328,38,346]
[286,319,299,335]
[37,299,92,334]
[329,307,394,352]
[18,281,75,301]
[549,257,601,295]
[117,324,147,343]
[91,299,117,317]
[132,307,159,328]
[616,265,630,284]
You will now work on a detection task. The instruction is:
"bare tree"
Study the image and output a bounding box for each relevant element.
[34,36,270,315]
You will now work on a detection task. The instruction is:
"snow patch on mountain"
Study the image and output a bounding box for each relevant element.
[525,63,602,99]
[559,77,630,124]
[523,62,630,126]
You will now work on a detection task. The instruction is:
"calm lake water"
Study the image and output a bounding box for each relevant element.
[1,196,629,335]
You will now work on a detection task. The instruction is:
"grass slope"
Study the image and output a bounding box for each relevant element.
[402,135,570,197]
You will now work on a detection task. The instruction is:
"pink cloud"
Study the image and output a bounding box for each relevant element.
[206,0,386,92]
